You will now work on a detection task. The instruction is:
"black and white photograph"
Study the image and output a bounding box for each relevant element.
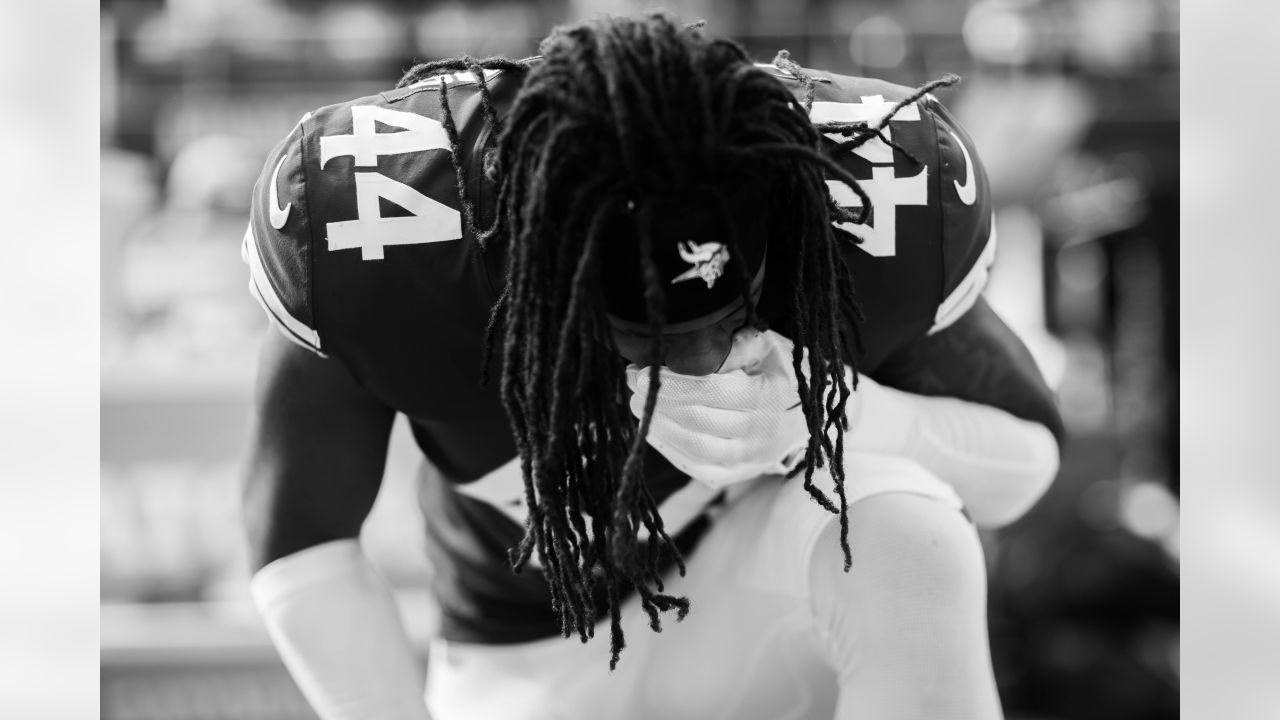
[4,1,1271,718]
[96,1,1180,718]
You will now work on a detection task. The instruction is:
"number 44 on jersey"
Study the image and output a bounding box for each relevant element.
[318,106,462,261]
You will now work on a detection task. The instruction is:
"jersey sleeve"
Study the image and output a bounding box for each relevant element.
[920,95,996,336]
[764,65,998,360]
[242,69,512,360]
[244,112,325,355]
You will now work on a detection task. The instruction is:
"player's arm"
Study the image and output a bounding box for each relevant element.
[244,332,394,565]
[851,297,1063,526]
[243,332,430,720]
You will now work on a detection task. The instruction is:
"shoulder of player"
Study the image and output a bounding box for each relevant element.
[755,62,920,107]
[764,63,998,344]
[243,71,510,358]
[757,63,998,353]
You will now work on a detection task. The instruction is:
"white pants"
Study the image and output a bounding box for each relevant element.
[425,453,972,720]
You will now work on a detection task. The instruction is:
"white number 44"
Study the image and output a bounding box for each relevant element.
[319,106,462,260]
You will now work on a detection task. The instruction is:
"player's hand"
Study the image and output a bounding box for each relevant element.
[625,330,811,489]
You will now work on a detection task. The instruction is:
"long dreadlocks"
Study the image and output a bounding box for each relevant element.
[398,13,959,669]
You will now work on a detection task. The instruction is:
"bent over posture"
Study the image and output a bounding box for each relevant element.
[242,14,1062,720]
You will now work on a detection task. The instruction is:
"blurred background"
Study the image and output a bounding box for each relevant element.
[99,0,1178,718]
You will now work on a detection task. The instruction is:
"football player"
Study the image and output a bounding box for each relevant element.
[243,14,1062,720]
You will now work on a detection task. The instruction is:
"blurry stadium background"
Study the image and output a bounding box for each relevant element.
[100,0,1179,718]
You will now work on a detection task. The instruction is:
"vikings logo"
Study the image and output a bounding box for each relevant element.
[670,241,730,289]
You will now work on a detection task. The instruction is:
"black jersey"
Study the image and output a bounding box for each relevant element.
[243,63,995,643]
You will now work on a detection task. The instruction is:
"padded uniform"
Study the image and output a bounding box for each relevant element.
[243,61,996,646]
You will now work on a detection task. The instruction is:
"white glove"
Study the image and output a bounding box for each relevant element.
[626,327,1060,526]
[625,330,811,489]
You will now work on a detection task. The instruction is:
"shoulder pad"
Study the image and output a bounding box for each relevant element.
[758,64,996,334]
[243,70,511,356]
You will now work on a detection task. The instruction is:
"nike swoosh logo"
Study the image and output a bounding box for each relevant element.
[269,153,291,229]
[950,131,976,206]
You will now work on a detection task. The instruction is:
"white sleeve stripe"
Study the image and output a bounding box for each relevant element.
[248,274,326,355]
[929,222,997,335]
[243,225,324,353]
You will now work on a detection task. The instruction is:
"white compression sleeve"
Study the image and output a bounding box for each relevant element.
[846,374,1060,527]
[251,539,431,720]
